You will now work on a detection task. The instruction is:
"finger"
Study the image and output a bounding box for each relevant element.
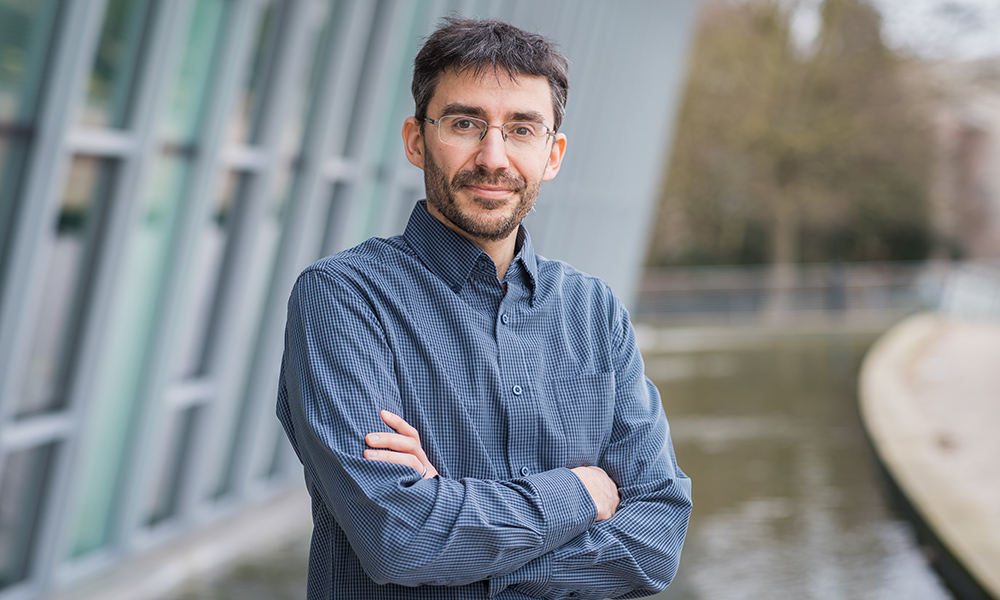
[374,412,437,479]
[365,432,421,455]
[380,410,421,440]
[363,449,424,475]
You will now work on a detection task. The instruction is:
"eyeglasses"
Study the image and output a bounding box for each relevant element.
[424,115,556,152]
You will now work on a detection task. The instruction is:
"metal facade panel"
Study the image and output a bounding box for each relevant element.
[524,0,699,306]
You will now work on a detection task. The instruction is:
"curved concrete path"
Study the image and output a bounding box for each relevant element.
[860,313,1000,598]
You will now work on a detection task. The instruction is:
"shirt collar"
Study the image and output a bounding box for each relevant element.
[511,224,539,298]
[403,200,538,300]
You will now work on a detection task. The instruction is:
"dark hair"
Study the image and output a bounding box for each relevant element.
[412,18,569,132]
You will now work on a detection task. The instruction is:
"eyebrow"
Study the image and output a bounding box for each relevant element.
[509,110,547,124]
[439,103,548,125]
[440,103,485,118]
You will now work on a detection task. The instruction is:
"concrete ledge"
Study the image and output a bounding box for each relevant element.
[860,313,1000,599]
[43,487,312,600]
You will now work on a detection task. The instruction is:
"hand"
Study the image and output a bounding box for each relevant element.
[364,410,438,479]
[571,466,620,521]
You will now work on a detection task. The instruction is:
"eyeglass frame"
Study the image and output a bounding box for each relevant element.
[423,115,557,151]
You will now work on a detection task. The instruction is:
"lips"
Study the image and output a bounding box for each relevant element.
[464,185,514,199]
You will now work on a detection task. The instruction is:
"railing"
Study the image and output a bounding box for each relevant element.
[635,261,957,324]
[939,260,1000,320]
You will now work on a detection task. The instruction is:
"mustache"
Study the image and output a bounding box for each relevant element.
[450,167,526,192]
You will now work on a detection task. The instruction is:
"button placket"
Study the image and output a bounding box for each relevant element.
[496,280,535,483]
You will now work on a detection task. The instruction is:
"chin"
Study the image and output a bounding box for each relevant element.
[463,190,515,210]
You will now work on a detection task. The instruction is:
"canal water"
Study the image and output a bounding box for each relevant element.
[645,328,951,600]
[174,328,952,599]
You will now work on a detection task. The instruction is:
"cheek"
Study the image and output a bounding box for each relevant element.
[436,149,477,177]
[520,157,550,183]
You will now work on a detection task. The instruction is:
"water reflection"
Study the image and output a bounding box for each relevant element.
[650,331,951,600]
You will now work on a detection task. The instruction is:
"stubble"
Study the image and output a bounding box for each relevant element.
[422,145,542,242]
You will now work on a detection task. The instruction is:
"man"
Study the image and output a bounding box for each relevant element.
[277,18,691,600]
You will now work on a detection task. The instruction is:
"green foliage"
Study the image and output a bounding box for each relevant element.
[649,0,935,267]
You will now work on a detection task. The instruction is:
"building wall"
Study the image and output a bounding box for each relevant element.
[0,0,696,597]
[927,58,1000,260]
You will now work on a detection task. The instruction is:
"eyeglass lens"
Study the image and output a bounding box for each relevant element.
[435,116,550,150]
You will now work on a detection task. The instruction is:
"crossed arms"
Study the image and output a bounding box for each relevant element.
[278,268,692,599]
[365,409,622,522]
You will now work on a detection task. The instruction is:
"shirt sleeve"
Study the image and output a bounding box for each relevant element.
[488,298,693,600]
[277,268,598,588]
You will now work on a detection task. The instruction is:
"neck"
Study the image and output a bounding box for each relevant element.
[425,203,519,281]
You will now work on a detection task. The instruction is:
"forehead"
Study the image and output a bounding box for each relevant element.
[428,68,555,124]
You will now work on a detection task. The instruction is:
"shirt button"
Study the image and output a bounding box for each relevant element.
[520,466,530,476]
[512,385,522,395]
[451,284,460,293]
[501,313,509,324]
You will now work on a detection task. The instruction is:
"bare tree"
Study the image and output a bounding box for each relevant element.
[649,0,935,316]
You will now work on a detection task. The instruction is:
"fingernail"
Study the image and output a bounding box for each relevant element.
[365,450,376,457]
[369,434,379,443]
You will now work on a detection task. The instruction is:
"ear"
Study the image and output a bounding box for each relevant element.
[541,132,567,182]
[402,117,425,170]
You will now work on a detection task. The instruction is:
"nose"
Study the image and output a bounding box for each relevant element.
[474,126,510,171]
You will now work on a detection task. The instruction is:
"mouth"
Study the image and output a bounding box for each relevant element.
[463,185,515,200]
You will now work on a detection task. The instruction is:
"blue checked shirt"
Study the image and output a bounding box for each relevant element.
[277,201,691,600]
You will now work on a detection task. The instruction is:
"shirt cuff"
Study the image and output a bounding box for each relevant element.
[487,468,593,597]
[528,467,597,551]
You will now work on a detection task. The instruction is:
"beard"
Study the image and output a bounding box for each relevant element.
[423,146,542,242]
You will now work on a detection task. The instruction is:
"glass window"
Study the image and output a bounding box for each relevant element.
[0,137,29,300]
[161,0,227,146]
[0,0,62,303]
[146,405,201,525]
[226,0,283,146]
[0,0,62,124]
[213,171,293,499]
[279,0,334,159]
[0,442,57,590]
[174,171,252,379]
[18,156,116,418]
[320,180,352,258]
[79,0,155,128]
[340,0,390,158]
[69,155,191,557]
[367,0,427,169]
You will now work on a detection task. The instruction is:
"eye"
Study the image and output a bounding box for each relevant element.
[508,123,540,139]
[447,116,484,134]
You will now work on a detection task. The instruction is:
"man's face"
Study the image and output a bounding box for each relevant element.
[403,69,567,244]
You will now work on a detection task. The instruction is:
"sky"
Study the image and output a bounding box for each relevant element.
[789,0,1000,61]
[873,0,1000,60]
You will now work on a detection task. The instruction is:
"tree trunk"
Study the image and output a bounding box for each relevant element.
[763,198,798,322]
